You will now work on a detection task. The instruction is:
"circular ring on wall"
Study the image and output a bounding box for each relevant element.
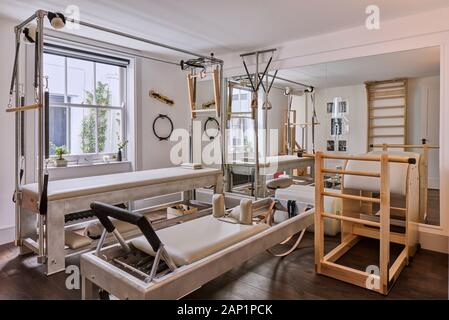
[203,117,220,140]
[152,114,174,141]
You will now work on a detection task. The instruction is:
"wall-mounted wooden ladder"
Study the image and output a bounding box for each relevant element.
[366,79,408,150]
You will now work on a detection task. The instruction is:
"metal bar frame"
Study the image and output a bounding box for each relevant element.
[13,9,225,269]
[65,17,223,63]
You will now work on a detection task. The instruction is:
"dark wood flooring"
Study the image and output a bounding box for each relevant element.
[426,189,440,226]
[0,232,447,300]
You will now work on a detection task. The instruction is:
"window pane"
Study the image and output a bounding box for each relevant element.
[96,63,122,106]
[43,54,65,97]
[231,88,252,112]
[99,108,122,154]
[228,118,254,158]
[70,107,97,154]
[49,107,68,155]
[67,58,94,105]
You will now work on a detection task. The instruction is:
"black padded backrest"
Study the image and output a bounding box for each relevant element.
[90,201,162,251]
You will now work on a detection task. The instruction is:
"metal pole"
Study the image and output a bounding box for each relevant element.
[264,73,269,161]
[15,12,40,30]
[219,64,226,177]
[45,33,179,67]
[268,74,312,90]
[263,73,270,198]
[67,18,222,63]
[311,92,316,154]
[286,94,292,155]
[36,12,46,263]
[254,53,260,199]
[240,48,276,58]
[14,28,21,246]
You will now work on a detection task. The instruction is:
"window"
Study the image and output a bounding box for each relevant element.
[228,87,255,159]
[43,49,127,160]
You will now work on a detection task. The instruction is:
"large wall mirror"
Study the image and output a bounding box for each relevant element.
[277,46,440,226]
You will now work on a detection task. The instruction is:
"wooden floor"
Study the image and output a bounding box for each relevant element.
[0,232,447,300]
[426,189,440,226]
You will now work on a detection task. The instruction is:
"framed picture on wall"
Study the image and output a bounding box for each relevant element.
[338,140,347,152]
[339,101,347,113]
[327,102,334,113]
[331,118,343,136]
[327,140,335,151]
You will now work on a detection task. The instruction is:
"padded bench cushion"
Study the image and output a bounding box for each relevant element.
[131,215,269,266]
[65,231,93,250]
[21,167,220,201]
[344,151,419,196]
[275,184,342,213]
[275,184,341,236]
[232,155,311,168]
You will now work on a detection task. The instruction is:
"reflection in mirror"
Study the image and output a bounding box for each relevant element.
[276,47,440,226]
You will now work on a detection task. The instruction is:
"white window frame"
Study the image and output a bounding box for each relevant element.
[44,48,128,162]
[228,86,255,158]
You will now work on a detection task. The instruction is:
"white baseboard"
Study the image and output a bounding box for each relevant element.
[428,177,440,190]
[419,229,448,254]
[0,225,15,246]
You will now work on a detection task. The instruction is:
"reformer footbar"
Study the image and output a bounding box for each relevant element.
[91,202,177,283]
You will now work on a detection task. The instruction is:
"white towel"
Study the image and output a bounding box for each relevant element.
[181,163,203,170]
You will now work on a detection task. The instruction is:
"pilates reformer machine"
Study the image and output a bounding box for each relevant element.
[7,10,225,275]
[225,50,316,198]
[228,155,315,195]
[81,195,314,299]
[314,152,419,295]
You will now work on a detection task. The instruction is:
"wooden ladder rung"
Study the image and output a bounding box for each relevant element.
[369,105,405,110]
[192,109,216,114]
[369,95,405,101]
[370,90,406,97]
[6,103,42,113]
[321,191,381,203]
[369,134,404,138]
[370,125,405,129]
[321,212,381,227]
[368,85,406,92]
[321,168,380,177]
[369,115,404,120]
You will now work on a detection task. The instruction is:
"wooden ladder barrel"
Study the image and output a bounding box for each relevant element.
[314,151,417,295]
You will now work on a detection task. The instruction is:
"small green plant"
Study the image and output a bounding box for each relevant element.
[117,138,128,151]
[54,145,68,160]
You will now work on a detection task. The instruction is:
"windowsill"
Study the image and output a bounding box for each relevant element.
[48,160,131,170]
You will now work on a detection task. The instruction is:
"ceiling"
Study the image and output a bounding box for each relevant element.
[1,0,449,58]
[274,46,440,89]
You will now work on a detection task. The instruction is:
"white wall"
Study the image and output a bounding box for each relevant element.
[258,88,288,156]
[408,76,440,189]
[313,85,367,155]
[0,17,17,244]
[294,77,440,175]
[136,58,191,170]
[293,84,367,168]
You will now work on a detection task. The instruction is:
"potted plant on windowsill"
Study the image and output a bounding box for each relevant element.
[117,139,128,162]
[54,145,68,167]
